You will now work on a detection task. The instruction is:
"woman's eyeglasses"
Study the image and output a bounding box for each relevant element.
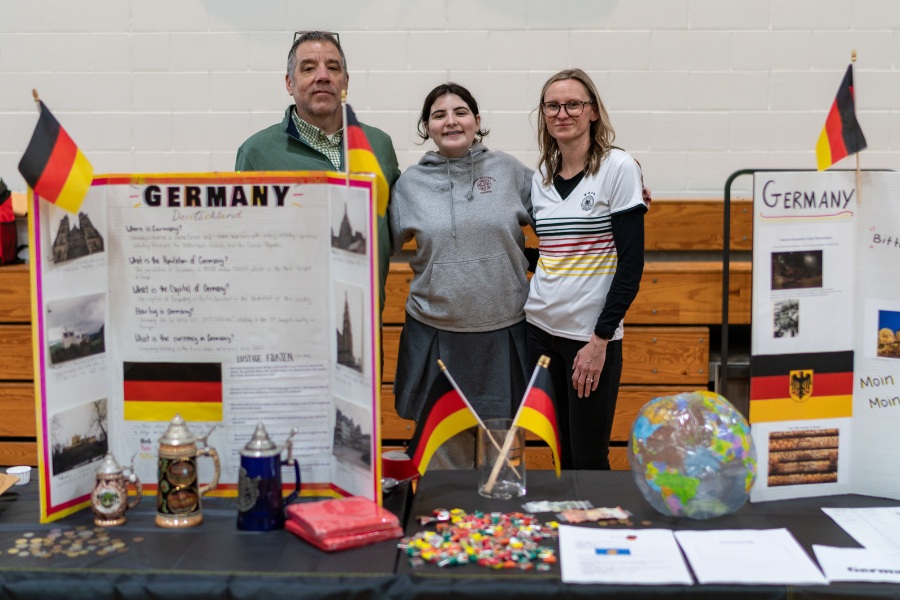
[540,100,593,118]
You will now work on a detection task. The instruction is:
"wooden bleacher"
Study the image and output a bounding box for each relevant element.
[381,198,752,470]
[0,262,35,466]
[0,198,752,469]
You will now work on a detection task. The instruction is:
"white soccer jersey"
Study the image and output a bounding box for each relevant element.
[524,149,644,341]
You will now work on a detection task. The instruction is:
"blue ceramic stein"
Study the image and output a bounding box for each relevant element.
[236,423,299,531]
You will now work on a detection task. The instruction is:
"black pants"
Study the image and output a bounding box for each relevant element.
[526,323,623,470]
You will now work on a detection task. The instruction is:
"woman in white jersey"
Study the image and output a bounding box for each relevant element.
[390,83,535,468]
[524,69,647,470]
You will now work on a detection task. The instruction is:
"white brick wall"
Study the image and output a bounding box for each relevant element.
[2,0,899,198]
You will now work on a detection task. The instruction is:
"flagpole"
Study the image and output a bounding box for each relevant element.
[436,359,520,476]
[483,355,550,493]
[508,355,548,427]
[852,49,862,204]
[341,89,349,187]
[32,89,41,111]
[437,359,492,432]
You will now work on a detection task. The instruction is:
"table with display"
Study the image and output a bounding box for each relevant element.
[0,480,412,600]
[1,471,899,600]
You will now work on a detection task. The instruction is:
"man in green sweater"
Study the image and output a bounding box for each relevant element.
[235,31,401,311]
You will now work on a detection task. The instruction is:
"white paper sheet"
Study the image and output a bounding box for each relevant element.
[673,528,826,585]
[558,525,693,585]
[822,506,900,551]
[813,545,900,583]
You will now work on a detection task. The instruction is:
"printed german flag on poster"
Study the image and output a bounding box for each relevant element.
[18,100,93,213]
[750,351,854,423]
[123,362,223,421]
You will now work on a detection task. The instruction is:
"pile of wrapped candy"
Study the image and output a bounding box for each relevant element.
[399,509,558,570]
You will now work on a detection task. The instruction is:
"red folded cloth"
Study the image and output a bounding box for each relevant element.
[285,496,404,552]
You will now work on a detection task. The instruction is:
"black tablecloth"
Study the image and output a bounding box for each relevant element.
[2,471,900,600]
[0,482,406,599]
[399,470,900,600]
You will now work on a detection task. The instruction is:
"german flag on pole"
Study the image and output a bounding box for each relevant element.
[18,100,93,213]
[816,64,867,171]
[123,362,223,422]
[407,370,479,476]
[344,104,389,218]
[512,356,561,477]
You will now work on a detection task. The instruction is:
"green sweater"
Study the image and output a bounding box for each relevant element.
[235,106,401,310]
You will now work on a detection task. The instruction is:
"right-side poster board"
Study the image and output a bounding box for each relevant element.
[750,170,900,503]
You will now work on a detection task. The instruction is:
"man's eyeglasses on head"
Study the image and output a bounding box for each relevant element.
[293,30,341,45]
[540,100,594,118]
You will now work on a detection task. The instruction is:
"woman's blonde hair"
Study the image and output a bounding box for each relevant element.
[537,68,615,186]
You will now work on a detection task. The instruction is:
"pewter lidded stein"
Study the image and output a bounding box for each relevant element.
[237,423,300,531]
[156,413,220,528]
[92,452,142,526]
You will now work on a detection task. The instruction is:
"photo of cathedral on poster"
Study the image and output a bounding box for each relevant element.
[335,286,364,373]
[52,209,105,263]
[330,201,367,255]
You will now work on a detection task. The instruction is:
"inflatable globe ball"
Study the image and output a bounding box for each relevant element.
[628,391,757,519]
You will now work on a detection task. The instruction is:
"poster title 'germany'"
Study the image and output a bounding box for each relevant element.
[761,179,854,211]
[143,185,291,208]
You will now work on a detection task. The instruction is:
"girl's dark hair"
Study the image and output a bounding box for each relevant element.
[416,82,490,142]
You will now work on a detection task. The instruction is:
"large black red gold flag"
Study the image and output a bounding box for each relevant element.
[344,104,389,218]
[406,370,478,476]
[816,64,867,171]
[510,356,561,477]
[18,101,93,212]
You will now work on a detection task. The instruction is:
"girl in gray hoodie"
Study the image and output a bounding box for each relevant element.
[389,83,535,469]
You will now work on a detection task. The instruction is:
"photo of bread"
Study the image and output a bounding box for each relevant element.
[767,429,838,487]
[876,308,900,359]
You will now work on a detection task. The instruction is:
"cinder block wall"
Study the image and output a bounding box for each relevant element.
[1,0,898,197]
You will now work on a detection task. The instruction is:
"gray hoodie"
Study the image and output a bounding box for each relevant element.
[389,143,534,332]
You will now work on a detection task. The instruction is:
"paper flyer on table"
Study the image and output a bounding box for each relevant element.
[673,528,826,585]
[822,506,900,551]
[749,171,900,503]
[29,172,382,522]
[558,525,693,585]
[813,545,900,583]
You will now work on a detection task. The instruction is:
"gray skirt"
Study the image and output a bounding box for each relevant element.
[392,314,530,423]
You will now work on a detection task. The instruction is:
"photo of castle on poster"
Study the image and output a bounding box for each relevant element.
[48,202,106,265]
[46,292,106,366]
[49,398,109,477]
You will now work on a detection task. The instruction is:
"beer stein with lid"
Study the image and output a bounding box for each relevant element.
[155,413,220,528]
[237,423,300,531]
[92,452,143,526]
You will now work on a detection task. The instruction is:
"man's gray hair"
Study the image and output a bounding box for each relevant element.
[287,31,347,78]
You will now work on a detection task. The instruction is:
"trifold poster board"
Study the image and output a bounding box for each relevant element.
[750,170,900,503]
[29,172,382,523]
